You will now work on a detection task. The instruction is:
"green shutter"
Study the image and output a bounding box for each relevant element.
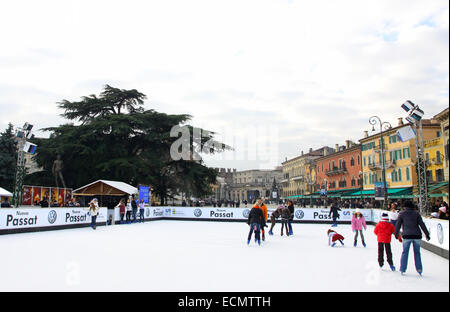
[398,168,402,181]
[406,167,410,180]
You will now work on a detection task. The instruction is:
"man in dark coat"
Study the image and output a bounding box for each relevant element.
[394,201,430,276]
[328,202,341,227]
[247,199,266,246]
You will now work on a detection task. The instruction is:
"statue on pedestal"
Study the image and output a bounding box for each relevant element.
[52,154,66,189]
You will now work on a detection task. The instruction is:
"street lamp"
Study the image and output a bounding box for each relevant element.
[369,116,392,210]
[358,170,363,203]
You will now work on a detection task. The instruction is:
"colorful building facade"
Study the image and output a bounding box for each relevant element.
[314,140,363,198]
[359,118,442,200]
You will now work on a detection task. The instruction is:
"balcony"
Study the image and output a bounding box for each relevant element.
[291,175,304,181]
[325,166,347,176]
[368,159,396,171]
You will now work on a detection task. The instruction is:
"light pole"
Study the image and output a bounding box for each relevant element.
[12,122,34,208]
[358,170,363,204]
[369,116,392,210]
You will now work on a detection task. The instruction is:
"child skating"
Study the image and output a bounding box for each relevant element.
[327,229,344,247]
[351,208,367,247]
[374,212,401,271]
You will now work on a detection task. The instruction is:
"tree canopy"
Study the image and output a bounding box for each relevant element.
[27,85,230,204]
[0,123,17,192]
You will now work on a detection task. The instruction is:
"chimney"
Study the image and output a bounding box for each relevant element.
[345,140,350,149]
[364,131,369,138]
[398,118,404,126]
[301,151,304,156]
[335,144,339,152]
[309,148,313,153]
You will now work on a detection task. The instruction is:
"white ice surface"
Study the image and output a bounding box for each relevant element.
[0,220,448,292]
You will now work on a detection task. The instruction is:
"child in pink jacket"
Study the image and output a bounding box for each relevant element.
[352,209,367,247]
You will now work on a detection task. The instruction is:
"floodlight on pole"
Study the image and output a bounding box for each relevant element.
[12,122,36,207]
[401,100,428,214]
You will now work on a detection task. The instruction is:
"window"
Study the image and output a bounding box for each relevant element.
[437,131,441,138]
[426,170,433,183]
[406,167,410,181]
[364,174,367,185]
[436,151,442,164]
[351,178,356,186]
[398,168,402,182]
[357,155,360,165]
[364,157,366,167]
[436,169,444,182]
[392,170,397,182]
[350,157,355,166]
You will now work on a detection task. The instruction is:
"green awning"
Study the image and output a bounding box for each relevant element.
[343,187,412,198]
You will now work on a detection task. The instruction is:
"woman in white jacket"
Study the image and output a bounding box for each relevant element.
[87,198,100,230]
[126,198,132,224]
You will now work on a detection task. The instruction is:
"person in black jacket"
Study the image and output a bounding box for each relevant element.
[287,200,295,235]
[247,200,265,246]
[394,201,431,276]
[329,202,341,227]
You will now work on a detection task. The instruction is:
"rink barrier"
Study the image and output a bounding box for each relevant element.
[1,206,448,259]
[0,207,108,235]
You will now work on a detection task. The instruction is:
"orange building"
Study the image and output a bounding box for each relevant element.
[314,140,363,198]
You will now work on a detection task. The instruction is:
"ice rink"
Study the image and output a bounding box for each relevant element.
[1,220,448,292]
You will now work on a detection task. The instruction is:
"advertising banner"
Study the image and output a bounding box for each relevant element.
[41,188,50,202]
[138,185,150,204]
[0,207,107,231]
[32,187,41,205]
[22,186,33,205]
[51,188,58,204]
[374,182,385,200]
[423,218,449,251]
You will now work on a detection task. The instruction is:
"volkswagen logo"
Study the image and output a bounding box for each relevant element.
[437,223,444,245]
[295,210,304,220]
[48,210,57,224]
[242,209,250,218]
[194,209,202,217]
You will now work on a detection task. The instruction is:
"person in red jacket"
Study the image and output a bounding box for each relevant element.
[374,212,402,271]
[260,200,269,241]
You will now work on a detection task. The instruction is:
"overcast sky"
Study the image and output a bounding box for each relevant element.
[1,0,448,171]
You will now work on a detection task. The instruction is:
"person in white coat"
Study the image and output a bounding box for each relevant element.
[126,198,132,224]
[87,198,100,230]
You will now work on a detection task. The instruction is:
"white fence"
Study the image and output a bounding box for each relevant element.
[1,206,447,256]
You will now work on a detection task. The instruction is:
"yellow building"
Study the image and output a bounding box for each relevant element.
[359,118,442,200]
[434,108,449,181]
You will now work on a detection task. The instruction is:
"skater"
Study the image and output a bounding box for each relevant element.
[280,205,291,236]
[116,199,126,224]
[87,198,100,230]
[268,205,284,235]
[394,201,430,276]
[131,195,138,223]
[327,229,344,247]
[247,200,265,246]
[328,202,341,227]
[389,206,399,227]
[139,199,145,223]
[374,212,401,271]
[126,198,132,224]
[351,209,367,247]
[287,200,295,235]
[260,199,269,241]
